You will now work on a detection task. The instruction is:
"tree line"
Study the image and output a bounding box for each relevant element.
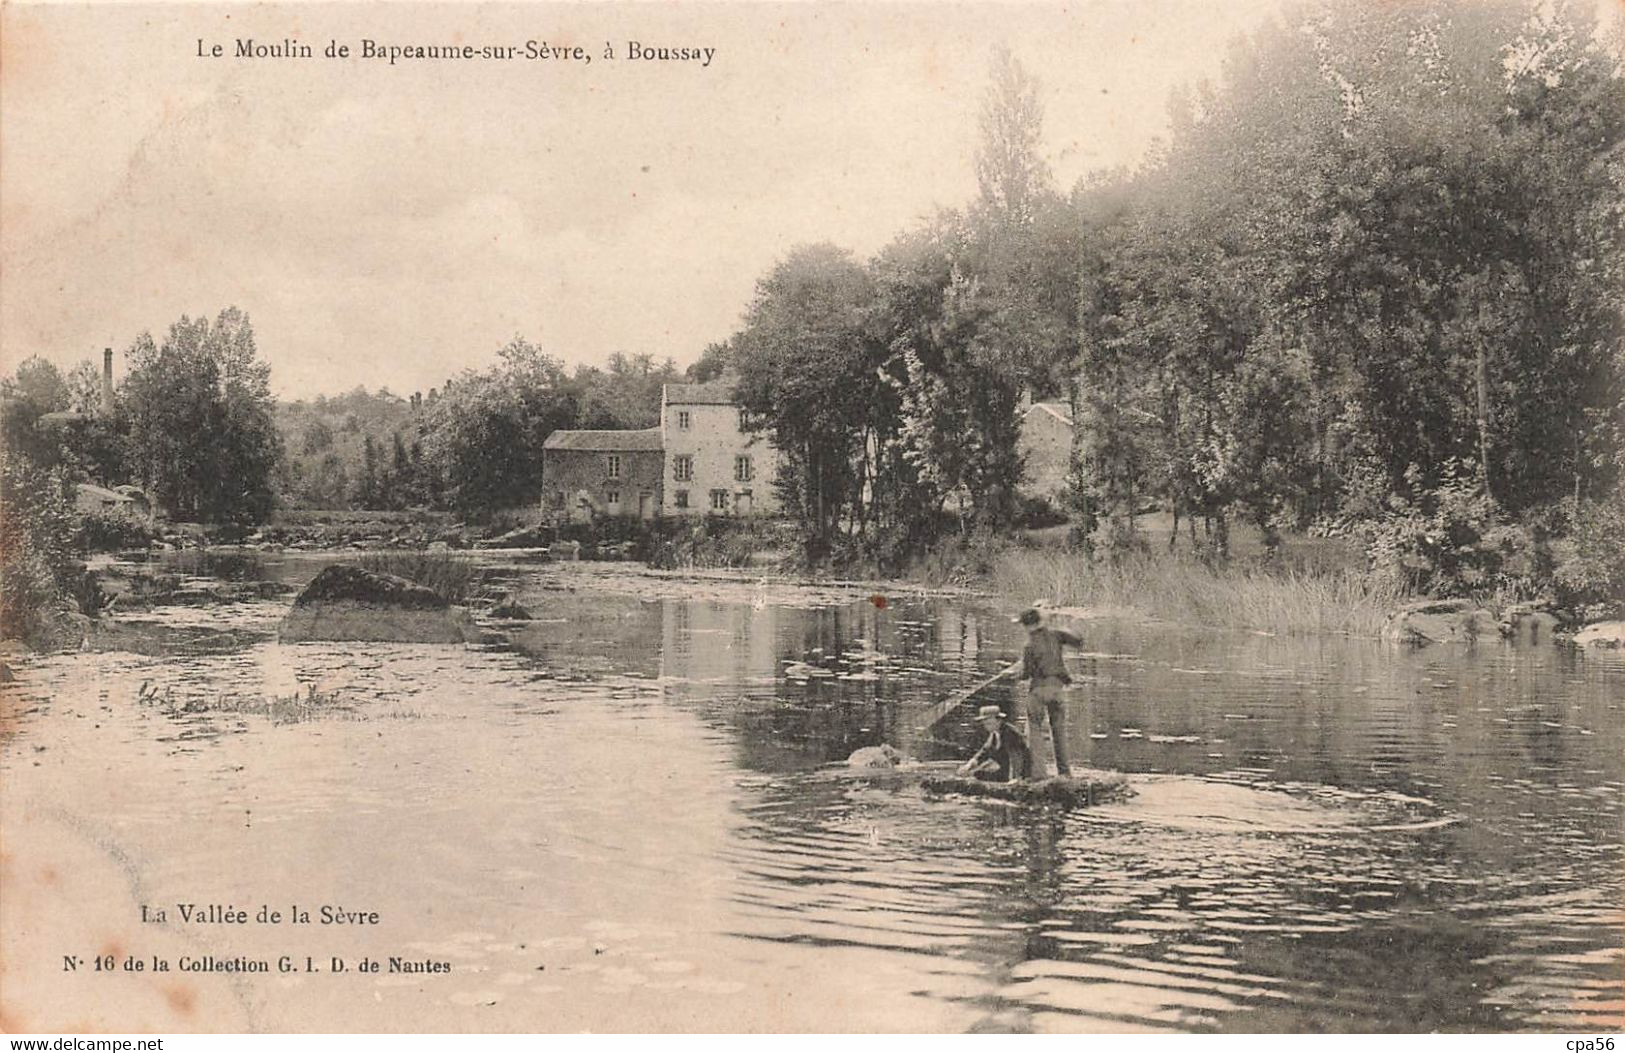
[4,0,1621,618]
[2,323,688,525]
[279,344,685,517]
[717,0,1621,609]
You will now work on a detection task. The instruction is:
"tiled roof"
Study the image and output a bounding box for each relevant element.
[542,427,664,452]
[664,376,738,406]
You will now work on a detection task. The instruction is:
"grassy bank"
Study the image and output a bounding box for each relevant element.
[988,546,1406,637]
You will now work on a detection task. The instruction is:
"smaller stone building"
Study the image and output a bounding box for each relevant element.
[1019,401,1074,504]
[540,428,664,521]
[74,482,151,521]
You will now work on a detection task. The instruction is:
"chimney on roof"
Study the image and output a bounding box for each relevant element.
[101,348,114,414]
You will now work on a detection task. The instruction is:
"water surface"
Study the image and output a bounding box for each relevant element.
[2,554,1620,1032]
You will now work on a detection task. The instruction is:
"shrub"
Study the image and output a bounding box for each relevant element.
[906,529,1016,588]
[1552,486,1625,621]
[1361,460,1544,599]
[1013,493,1070,530]
[0,453,91,644]
[79,509,155,552]
[356,550,484,605]
[645,516,793,571]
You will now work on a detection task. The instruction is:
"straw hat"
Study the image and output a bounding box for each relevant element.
[976,705,1004,721]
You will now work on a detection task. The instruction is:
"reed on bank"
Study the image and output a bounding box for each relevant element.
[991,546,1406,638]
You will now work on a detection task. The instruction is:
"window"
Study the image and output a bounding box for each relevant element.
[677,410,691,430]
[710,489,729,512]
[552,490,565,509]
[738,409,750,431]
[606,454,621,479]
[734,455,752,483]
[674,489,689,509]
[606,490,620,506]
[673,455,693,482]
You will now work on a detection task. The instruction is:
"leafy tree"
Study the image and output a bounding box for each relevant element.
[357,435,381,508]
[572,352,681,429]
[123,307,282,523]
[388,432,412,509]
[295,452,350,509]
[733,244,882,561]
[302,420,334,456]
[418,338,579,519]
[0,448,86,643]
[1068,0,1624,573]
[688,341,734,382]
[64,361,104,415]
[0,356,71,469]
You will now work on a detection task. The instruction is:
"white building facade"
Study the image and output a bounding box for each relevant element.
[659,377,779,518]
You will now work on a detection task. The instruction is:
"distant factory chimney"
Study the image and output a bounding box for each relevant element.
[101,348,114,414]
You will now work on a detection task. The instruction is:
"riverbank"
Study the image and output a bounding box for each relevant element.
[10,501,1616,655]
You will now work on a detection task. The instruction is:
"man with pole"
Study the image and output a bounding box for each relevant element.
[1014,606,1081,778]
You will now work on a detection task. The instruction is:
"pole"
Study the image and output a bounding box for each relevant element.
[915,660,1022,733]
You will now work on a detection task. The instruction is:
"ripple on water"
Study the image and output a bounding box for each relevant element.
[5,560,1622,1033]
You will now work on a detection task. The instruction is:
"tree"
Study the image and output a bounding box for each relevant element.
[950,48,1079,528]
[418,338,579,519]
[388,431,412,509]
[975,45,1052,228]
[0,448,85,643]
[572,352,681,429]
[302,420,334,456]
[0,356,71,470]
[357,435,381,508]
[688,341,734,382]
[64,361,104,415]
[123,308,282,522]
[1067,0,1625,564]
[733,244,883,562]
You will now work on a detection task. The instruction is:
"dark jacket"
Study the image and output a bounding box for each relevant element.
[1022,626,1082,685]
[967,721,1032,782]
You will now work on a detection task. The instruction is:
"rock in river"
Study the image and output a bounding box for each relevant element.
[1381,598,1498,646]
[1573,621,1625,648]
[279,564,476,644]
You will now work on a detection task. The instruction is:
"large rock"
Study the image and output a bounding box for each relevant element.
[1573,621,1625,648]
[279,564,475,644]
[1381,598,1499,645]
[1501,601,1561,645]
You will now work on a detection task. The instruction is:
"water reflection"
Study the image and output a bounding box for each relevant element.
[4,553,1621,1032]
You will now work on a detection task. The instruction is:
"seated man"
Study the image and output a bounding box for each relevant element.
[958,705,1033,782]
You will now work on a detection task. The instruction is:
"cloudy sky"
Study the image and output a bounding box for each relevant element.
[1,1,1283,398]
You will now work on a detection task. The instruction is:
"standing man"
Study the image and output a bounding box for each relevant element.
[1016,606,1081,778]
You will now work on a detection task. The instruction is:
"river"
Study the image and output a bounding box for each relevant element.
[1,552,1620,1033]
